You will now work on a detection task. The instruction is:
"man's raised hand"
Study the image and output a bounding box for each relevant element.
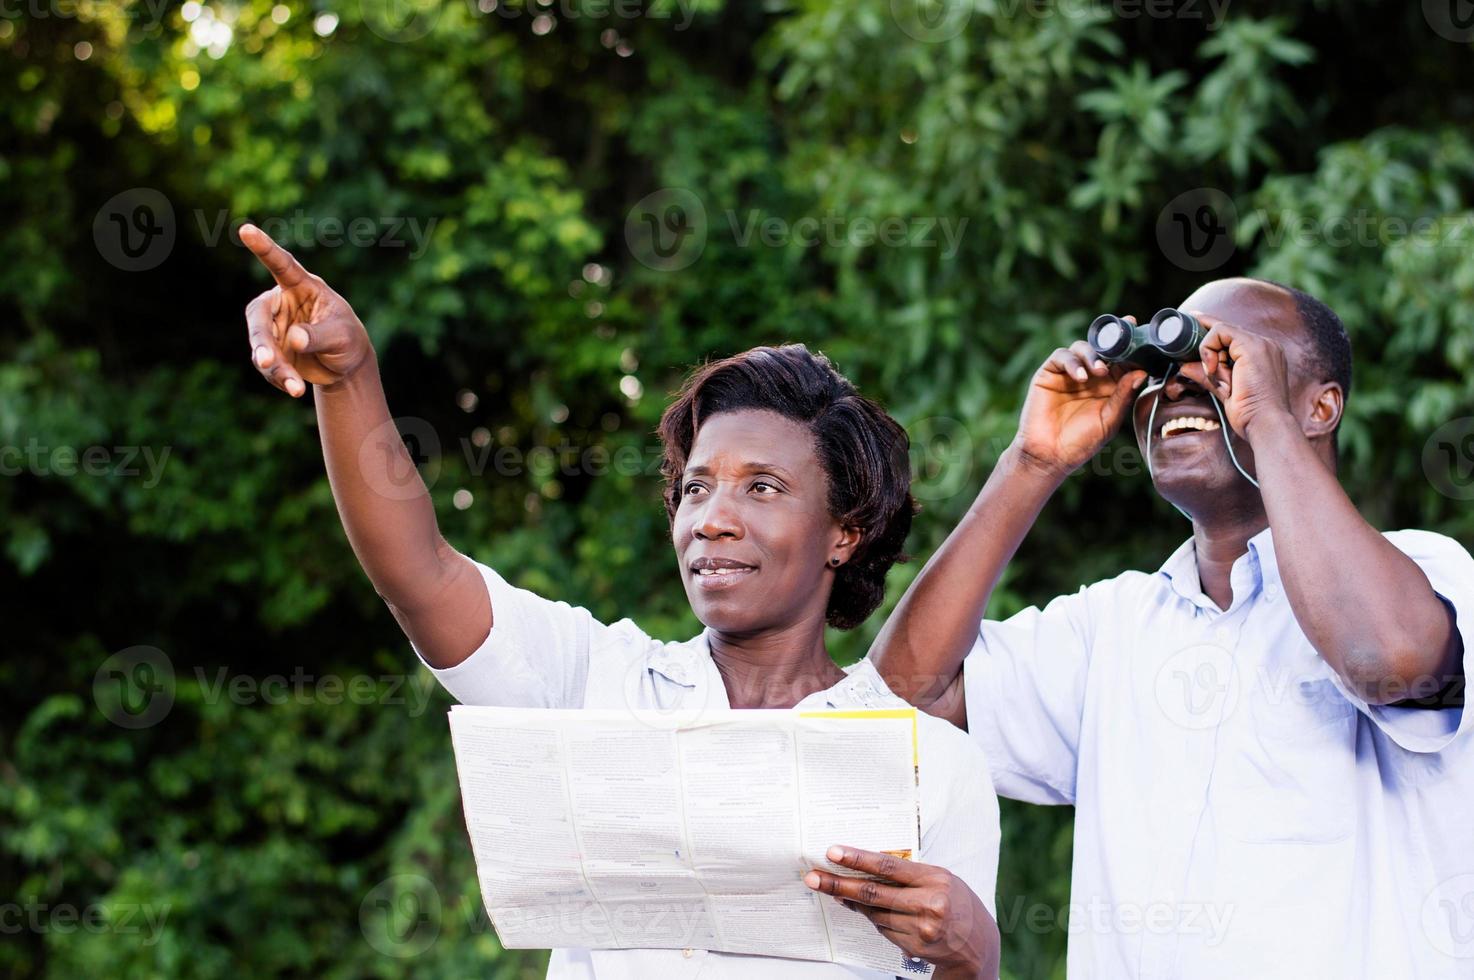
[241,223,373,397]
[1178,310,1297,441]
[1012,331,1149,478]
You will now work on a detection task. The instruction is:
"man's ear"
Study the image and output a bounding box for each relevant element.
[1303,382,1344,441]
[830,524,864,567]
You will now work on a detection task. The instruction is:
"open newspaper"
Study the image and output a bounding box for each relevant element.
[448,704,931,976]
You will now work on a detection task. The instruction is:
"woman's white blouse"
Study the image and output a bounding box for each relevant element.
[414,559,1001,980]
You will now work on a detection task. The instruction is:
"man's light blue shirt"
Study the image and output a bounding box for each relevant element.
[961,527,1474,979]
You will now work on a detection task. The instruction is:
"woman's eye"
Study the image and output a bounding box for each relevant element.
[683,483,706,496]
[752,480,779,494]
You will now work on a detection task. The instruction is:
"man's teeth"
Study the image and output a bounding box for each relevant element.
[696,567,749,576]
[1160,416,1222,438]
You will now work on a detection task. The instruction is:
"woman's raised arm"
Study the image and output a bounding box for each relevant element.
[240,223,490,668]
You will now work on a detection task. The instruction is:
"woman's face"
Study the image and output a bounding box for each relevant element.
[672,409,858,635]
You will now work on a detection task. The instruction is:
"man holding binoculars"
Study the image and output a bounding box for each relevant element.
[871,276,1473,976]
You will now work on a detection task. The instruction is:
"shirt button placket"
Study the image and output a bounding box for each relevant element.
[1141,659,1221,980]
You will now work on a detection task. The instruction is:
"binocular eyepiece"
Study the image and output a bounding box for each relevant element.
[1087,308,1208,376]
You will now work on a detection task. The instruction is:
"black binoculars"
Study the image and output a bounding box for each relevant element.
[1086,308,1208,377]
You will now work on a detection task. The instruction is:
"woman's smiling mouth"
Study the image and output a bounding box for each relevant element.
[689,556,758,589]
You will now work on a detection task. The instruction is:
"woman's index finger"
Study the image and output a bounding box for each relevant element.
[240,223,309,287]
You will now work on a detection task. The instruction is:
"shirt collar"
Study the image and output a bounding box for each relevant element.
[1157,525,1280,612]
[1246,526,1281,588]
[1157,535,1200,594]
[645,631,713,689]
[649,636,907,712]
[794,659,907,711]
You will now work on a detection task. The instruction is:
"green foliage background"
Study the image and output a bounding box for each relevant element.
[4,0,1472,976]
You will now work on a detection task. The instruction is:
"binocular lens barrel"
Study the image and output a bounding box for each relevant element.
[1087,314,1135,360]
[1094,321,1126,356]
[1156,315,1186,345]
[1147,308,1206,357]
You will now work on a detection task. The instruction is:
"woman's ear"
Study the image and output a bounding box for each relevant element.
[829,525,863,567]
[1303,382,1344,441]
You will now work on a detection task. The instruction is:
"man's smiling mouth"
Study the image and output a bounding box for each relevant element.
[1160,416,1222,439]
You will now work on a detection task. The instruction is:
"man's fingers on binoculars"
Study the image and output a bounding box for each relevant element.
[1197,323,1238,395]
[1105,370,1150,422]
[1176,361,1223,398]
[1047,346,1092,383]
[1068,340,1109,377]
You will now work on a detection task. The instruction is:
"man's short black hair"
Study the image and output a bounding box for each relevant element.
[1250,277,1353,400]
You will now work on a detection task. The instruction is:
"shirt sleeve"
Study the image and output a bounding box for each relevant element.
[962,585,1095,805]
[410,559,611,709]
[1325,529,1473,754]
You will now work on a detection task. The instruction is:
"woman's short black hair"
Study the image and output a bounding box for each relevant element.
[657,344,917,631]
